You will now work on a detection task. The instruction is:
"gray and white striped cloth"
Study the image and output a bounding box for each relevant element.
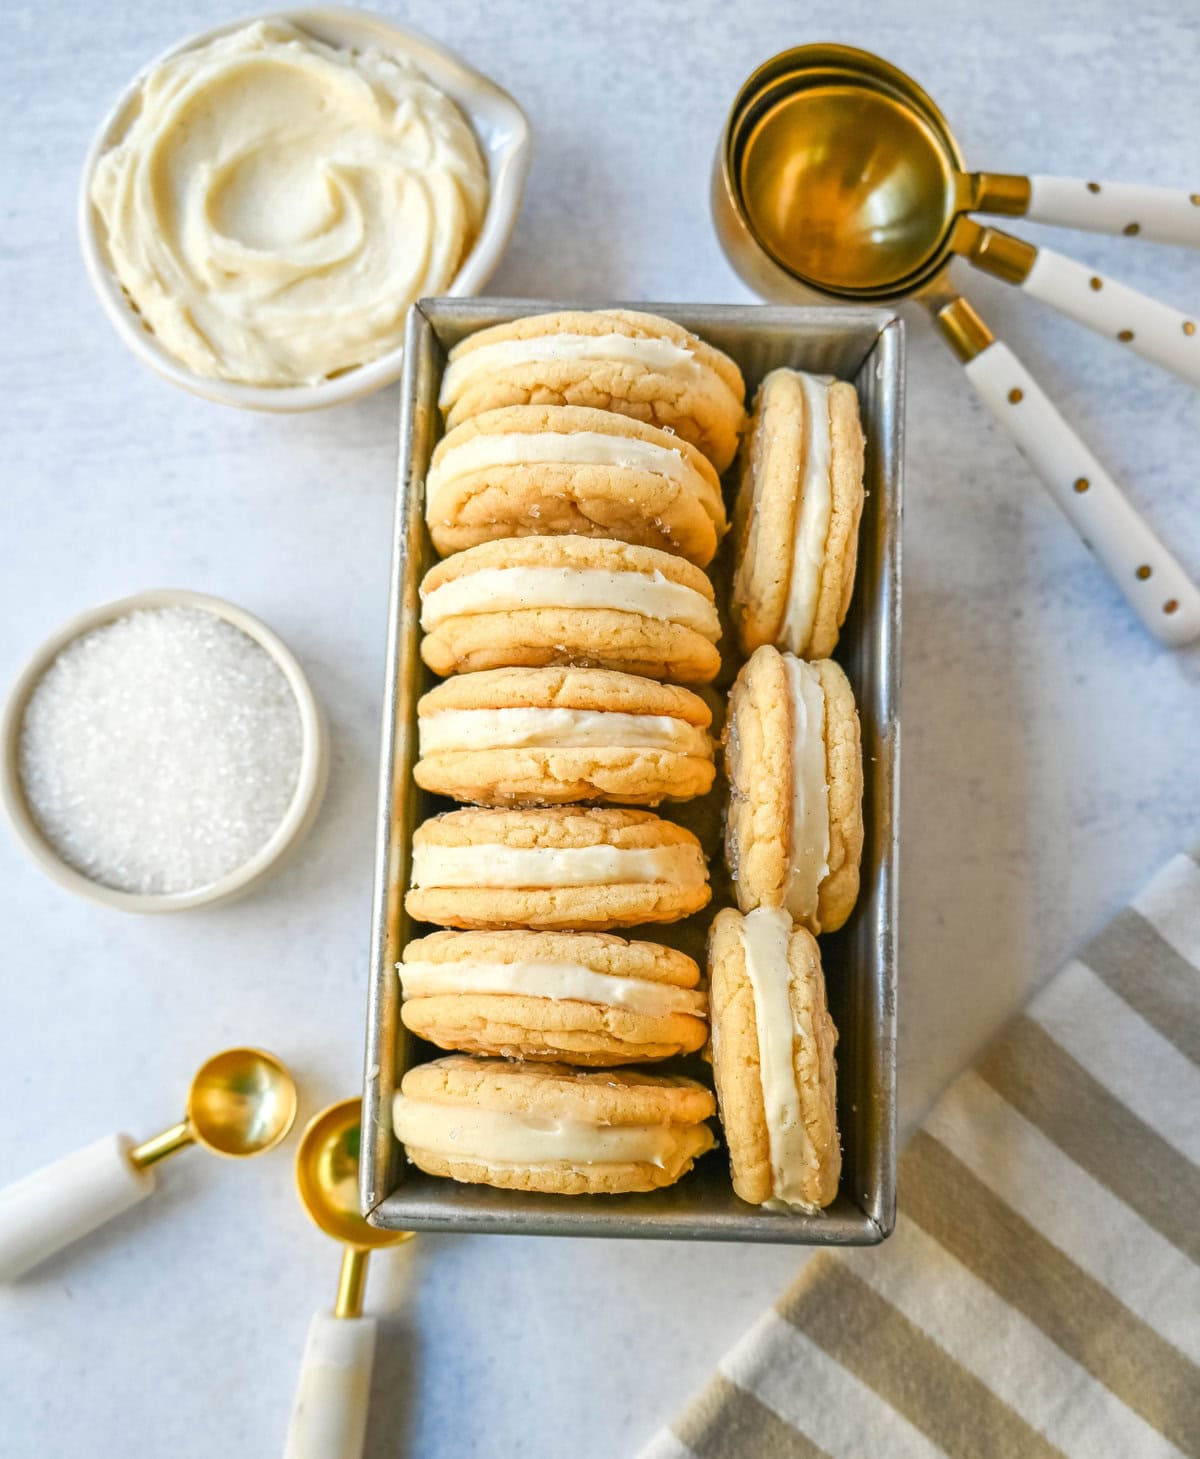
[642,852,1200,1459]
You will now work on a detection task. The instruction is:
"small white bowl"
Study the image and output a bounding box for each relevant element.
[78,8,532,412]
[1,589,330,913]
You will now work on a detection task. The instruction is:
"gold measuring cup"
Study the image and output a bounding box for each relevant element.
[0,1047,296,1281]
[726,49,1200,385]
[283,1098,414,1459]
[739,70,1200,252]
[714,45,1200,646]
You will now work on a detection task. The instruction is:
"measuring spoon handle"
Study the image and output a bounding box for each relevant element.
[956,338,1200,645]
[1027,177,1200,248]
[0,1133,156,1281]
[1021,247,1200,387]
[283,1311,376,1459]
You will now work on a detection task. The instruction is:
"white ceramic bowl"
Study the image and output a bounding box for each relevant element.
[1,589,330,913]
[78,8,532,412]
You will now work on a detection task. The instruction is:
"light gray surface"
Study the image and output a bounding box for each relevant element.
[0,3,1197,1457]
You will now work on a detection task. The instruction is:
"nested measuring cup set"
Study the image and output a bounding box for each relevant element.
[0,1050,404,1458]
[713,44,1200,646]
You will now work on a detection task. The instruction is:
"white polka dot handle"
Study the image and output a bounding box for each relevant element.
[1021,248,1200,388]
[963,342,1200,646]
[1027,177,1200,248]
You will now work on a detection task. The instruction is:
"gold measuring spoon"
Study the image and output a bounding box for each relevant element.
[0,1046,297,1281]
[733,51,1200,387]
[714,45,1200,646]
[283,1098,414,1459]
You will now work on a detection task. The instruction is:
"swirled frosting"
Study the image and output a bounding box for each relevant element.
[90,20,489,386]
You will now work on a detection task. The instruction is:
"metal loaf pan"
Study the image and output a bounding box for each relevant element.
[362,299,903,1244]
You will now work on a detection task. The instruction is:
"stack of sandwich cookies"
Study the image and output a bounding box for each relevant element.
[419,535,721,684]
[414,667,714,806]
[424,404,727,565]
[406,807,711,930]
[724,645,863,934]
[393,1056,716,1194]
[731,369,865,659]
[438,308,747,472]
[708,907,840,1211]
[399,930,708,1064]
[393,313,867,1209]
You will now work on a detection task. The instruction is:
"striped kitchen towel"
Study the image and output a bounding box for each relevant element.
[642,851,1200,1459]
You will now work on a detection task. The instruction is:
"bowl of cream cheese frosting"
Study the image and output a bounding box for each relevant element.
[79,10,530,410]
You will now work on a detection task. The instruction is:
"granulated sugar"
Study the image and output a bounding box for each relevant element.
[19,606,303,895]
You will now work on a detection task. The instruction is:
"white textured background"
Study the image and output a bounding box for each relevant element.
[1,3,1198,1456]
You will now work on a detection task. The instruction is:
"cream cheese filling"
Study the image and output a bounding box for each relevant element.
[399,958,707,1017]
[439,334,702,404]
[410,841,706,889]
[392,1096,714,1174]
[782,657,831,925]
[780,374,834,652]
[419,566,720,637]
[425,430,699,508]
[437,331,744,417]
[89,19,488,387]
[737,907,821,1211]
[418,706,710,756]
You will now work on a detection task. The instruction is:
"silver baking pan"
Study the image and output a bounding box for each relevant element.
[362,298,903,1244]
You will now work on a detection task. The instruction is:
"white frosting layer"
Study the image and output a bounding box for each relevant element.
[780,375,834,652]
[418,706,710,756]
[426,430,698,507]
[392,1096,714,1173]
[782,657,831,925]
[420,566,720,637]
[410,841,706,889]
[399,959,707,1017]
[439,333,703,405]
[737,907,820,1211]
[90,20,487,387]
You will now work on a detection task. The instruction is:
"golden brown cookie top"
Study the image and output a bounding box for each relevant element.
[412,805,702,852]
[402,928,701,987]
[400,1054,716,1126]
[420,532,716,601]
[430,401,722,497]
[731,370,810,649]
[417,666,712,726]
[724,644,796,910]
[723,646,863,933]
[444,308,745,403]
[731,370,864,658]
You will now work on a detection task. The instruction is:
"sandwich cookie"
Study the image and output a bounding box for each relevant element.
[424,404,727,566]
[406,806,711,930]
[708,907,840,1211]
[724,645,863,934]
[437,308,747,472]
[419,535,722,685]
[414,666,715,806]
[731,369,865,659]
[399,929,708,1064]
[393,1055,717,1194]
